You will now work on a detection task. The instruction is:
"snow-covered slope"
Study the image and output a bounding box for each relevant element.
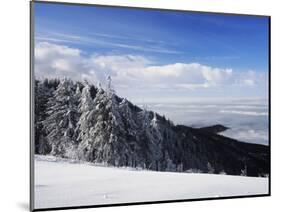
[34,155,268,209]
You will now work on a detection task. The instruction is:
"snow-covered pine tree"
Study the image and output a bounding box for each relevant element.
[42,78,79,158]
[94,88,124,165]
[136,111,165,171]
[207,162,215,174]
[34,80,52,154]
[136,107,153,169]
[119,98,150,168]
[77,77,135,166]
[92,87,127,166]
[241,163,248,176]
[164,150,176,171]
[72,82,83,144]
[76,83,95,160]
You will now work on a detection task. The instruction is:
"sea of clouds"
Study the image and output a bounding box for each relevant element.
[141,98,269,145]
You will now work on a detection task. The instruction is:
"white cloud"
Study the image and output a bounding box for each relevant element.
[34,42,267,94]
[220,110,268,116]
[233,70,267,87]
[51,59,73,72]
[35,42,98,81]
[35,42,81,59]
[202,67,232,85]
[221,129,268,145]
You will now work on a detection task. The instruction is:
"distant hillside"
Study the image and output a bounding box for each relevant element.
[199,124,229,134]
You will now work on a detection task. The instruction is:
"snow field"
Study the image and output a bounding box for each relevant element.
[34,155,268,209]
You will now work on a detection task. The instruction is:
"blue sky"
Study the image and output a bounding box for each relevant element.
[34,2,269,102]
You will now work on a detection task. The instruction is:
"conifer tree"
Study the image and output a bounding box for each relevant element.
[43,79,79,158]
[76,83,95,160]
[34,80,52,154]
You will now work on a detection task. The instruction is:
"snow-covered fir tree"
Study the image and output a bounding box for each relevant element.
[34,80,51,154]
[76,83,95,160]
[34,78,61,154]
[147,112,164,170]
[42,79,79,158]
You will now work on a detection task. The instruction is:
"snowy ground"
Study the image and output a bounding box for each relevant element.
[34,155,269,209]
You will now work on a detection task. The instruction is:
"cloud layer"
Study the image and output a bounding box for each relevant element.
[35,42,267,95]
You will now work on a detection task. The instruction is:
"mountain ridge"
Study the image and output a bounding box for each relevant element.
[34,78,269,177]
[199,124,229,134]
